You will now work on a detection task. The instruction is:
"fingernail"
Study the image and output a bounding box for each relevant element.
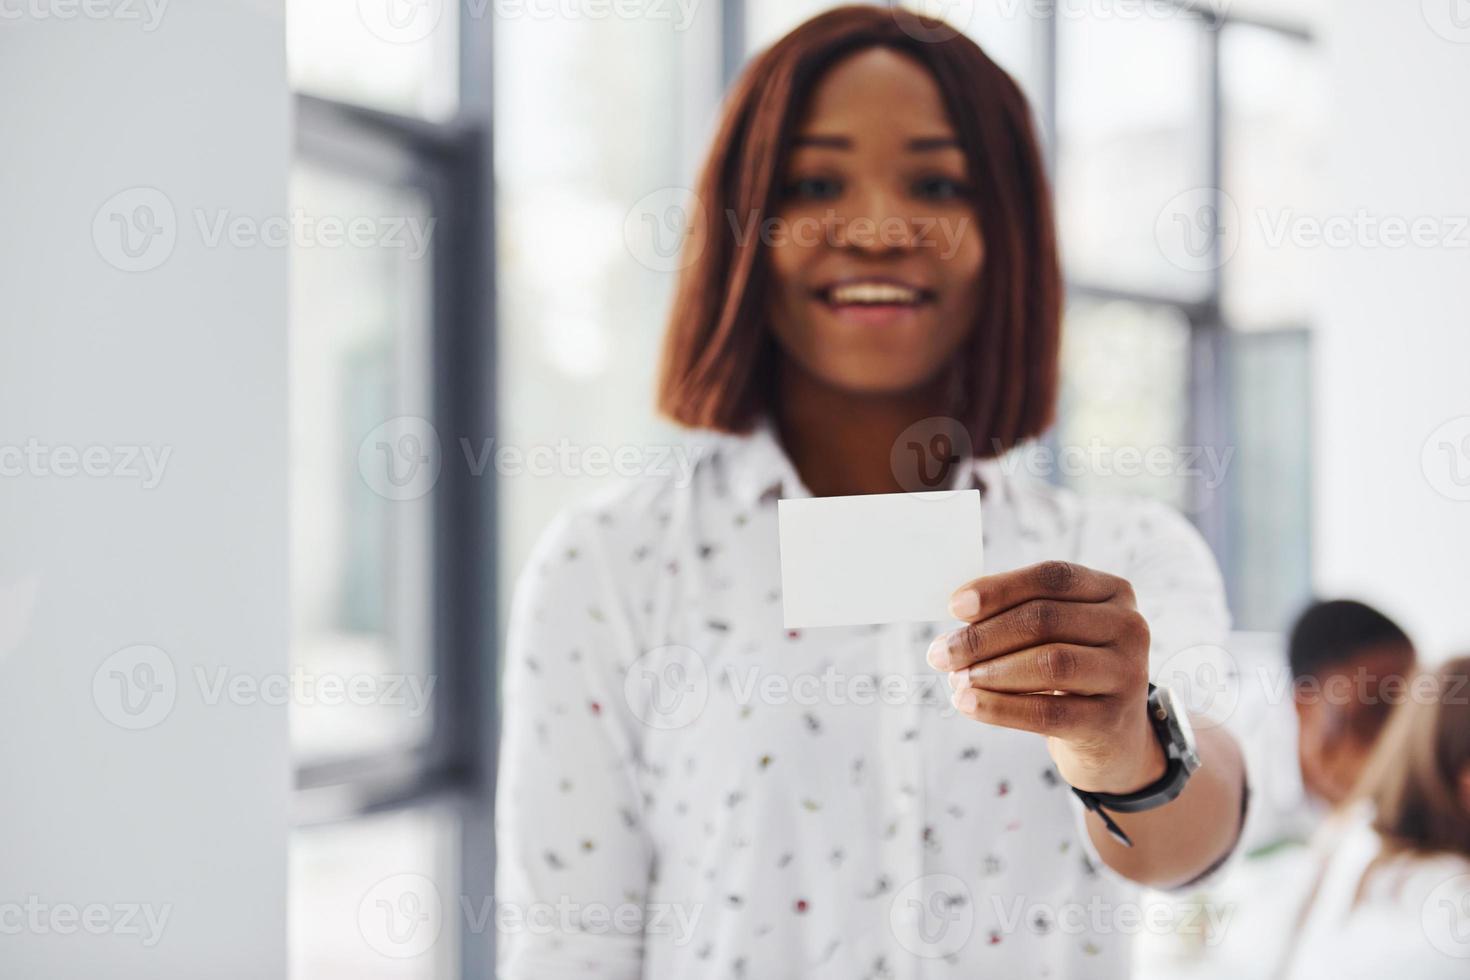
[926,632,953,670]
[953,688,979,712]
[948,590,979,620]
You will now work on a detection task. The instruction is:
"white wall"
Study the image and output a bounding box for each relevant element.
[1314,0,1470,660]
[0,2,290,976]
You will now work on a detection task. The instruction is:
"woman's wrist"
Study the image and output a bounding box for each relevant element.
[1058,712,1168,796]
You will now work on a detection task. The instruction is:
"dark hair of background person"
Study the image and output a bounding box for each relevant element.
[1288,599,1415,680]
[655,4,1061,453]
[1287,599,1416,746]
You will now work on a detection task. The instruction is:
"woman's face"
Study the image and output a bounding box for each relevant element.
[766,47,984,395]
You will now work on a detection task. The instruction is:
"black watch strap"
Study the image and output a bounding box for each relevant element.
[1068,684,1195,848]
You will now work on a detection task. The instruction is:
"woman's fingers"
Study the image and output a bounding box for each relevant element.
[925,599,1145,673]
[948,688,1109,739]
[947,560,1134,623]
[946,643,1136,697]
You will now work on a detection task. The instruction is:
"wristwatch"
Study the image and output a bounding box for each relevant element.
[1069,683,1200,848]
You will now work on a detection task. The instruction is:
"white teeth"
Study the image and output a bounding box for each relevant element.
[829,282,920,305]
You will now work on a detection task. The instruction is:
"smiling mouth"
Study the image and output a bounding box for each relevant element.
[818,279,934,308]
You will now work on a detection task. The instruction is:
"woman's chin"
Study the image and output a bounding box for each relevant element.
[805,360,951,399]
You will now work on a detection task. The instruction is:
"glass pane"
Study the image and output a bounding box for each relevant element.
[1225,0,1326,31]
[1056,14,1211,299]
[901,0,1044,107]
[289,162,437,764]
[290,804,461,979]
[288,0,459,120]
[1222,329,1312,631]
[494,11,708,620]
[748,3,1042,105]
[1221,25,1326,330]
[745,0,851,56]
[1055,299,1193,511]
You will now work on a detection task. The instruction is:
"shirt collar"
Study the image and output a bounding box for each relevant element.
[719,414,1001,508]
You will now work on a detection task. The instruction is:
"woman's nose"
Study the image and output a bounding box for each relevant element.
[827,186,919,252]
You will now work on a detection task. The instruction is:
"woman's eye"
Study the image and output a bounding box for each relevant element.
[913,176,970,201]
[783,176,843,201]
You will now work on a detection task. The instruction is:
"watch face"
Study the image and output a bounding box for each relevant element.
[1155,684,1202,774]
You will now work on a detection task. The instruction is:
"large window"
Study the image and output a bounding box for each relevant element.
[287,5,491,978]
[284,3,1322,977]
[742,0,1320,631]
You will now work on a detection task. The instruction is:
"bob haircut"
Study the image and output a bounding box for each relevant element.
[655,4,1061,455]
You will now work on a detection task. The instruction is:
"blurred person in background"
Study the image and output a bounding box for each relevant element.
[1161,601,1419,977]
[1280,654,1470,980]
[1289,600,1418,813]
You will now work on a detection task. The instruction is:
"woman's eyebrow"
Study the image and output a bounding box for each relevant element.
[790,134,961,151]
[908,136,961,152]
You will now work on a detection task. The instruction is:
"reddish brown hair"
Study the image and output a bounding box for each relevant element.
[655,4,1061,454]
[1357,655,1470,861]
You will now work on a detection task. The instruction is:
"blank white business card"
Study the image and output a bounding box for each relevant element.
[777,489,983,629]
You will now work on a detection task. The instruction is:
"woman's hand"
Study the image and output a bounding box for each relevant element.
[928,560,1167,795]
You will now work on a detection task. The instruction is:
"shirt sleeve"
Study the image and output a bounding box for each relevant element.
[1068,495,1248,891]
[1121,497,1233,675]
[495,507,652,979]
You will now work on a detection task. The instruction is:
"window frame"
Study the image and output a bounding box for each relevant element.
[286,2,1320,976]
[288,5,497,974]
[728,0,1316,627]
